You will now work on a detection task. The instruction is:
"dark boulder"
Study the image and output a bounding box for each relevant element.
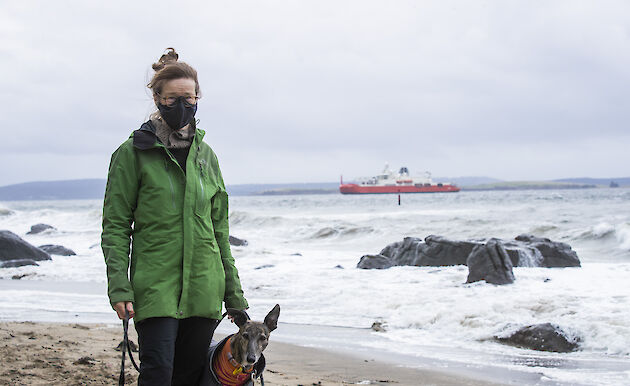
[360,234,580,269]
[513,234,581,267]
[357,254,393,269]
[12,273,36,280]
[379,240,403,258]
[495,323,580,352]
[38,244,76,256]
[379,237,422,265]
[418,235,480,266]
[1,259,40,268]
[501,243,543,267]
[466,239,515,285]
[229,235,248,246]
[26,224,56,234]
[0,230,51,265]
[379,236,479,267]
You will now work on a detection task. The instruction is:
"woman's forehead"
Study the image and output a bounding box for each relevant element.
[161,78,196,94]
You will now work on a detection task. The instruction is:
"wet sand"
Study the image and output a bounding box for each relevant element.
[0,321,504,385]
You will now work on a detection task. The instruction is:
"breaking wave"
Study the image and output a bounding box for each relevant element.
[579,222,616,240]
[229,210,288,227]
[309,225,376,239]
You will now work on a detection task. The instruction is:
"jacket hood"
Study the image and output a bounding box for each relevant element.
[132,120,158,150]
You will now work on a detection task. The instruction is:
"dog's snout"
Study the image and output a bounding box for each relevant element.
[246,353,256,363]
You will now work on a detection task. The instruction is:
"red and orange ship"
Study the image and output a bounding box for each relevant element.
[339,164,460,194]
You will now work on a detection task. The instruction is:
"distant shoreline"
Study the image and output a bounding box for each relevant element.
[0,178,627,200]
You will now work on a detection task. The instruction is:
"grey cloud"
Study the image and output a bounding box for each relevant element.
[1,1,629,185]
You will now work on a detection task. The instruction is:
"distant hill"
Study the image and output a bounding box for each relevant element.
[553,177,630,187]
[0,179,339,200]
[462,181,597,191]
[0,179,107,201]
[1,176,627,201]
[434,176,503,187]
[227,182,338,196]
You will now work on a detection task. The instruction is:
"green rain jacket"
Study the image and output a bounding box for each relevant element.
[101,120,248,322]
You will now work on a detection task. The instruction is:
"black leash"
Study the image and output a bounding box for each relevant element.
[253,369,265,386]
[119,309,139,385]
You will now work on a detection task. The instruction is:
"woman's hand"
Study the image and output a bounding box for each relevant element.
[113,301,135,320]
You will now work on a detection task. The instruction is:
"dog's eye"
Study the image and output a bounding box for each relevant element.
[259,336,267,342]
[242,333,249,339]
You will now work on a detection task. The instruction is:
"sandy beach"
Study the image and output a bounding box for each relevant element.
[0,321,502,385]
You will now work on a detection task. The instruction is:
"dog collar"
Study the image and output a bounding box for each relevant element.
[226,338,254,376]
[227,352,254,375]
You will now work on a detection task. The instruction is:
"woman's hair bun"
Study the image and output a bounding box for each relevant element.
[152,48,179,71]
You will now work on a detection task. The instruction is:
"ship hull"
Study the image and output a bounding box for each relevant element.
[339,184,460,194]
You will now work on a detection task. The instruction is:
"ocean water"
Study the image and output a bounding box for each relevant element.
[1,189,630,385]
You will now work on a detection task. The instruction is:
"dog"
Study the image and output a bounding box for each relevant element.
[202,304,280,386]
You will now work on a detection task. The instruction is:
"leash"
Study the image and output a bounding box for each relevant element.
[119,309,140,385]
[253,369,265,386]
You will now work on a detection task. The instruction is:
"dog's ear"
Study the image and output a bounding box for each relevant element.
[227,308,250,328]
[264,304,280,332]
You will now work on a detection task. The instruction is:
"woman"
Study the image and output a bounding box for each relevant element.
[102,48,248,385]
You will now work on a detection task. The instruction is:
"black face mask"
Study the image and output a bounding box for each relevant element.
[157,96,198,130]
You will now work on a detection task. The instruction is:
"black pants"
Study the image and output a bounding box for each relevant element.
[135,317,219,386]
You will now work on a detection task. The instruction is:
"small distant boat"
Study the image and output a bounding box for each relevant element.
[339,164,460,194]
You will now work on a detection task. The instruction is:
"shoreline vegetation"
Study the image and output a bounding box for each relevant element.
[0,321,501,385]
[0,178,628,200]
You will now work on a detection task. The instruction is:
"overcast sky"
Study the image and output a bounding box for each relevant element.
[1,0,629,186]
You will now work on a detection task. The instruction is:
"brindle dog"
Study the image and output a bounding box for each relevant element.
[227,305,280,367]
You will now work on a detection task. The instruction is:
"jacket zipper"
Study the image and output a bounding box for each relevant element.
[164,160,176,210]
[198,153,206,199]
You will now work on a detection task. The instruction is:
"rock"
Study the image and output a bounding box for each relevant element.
[360,234,580,269]
[371,321,387,332]
[254,264,274,270]
[466,239,515,285]
[357,254,393,269]
[334,265,344,269]
[495,323,580,352]
[73,356,96,365]
[26,224,56,234]
[0,230,51,265]
[115,340,138,352]
[229,235,248,246]
[1,259,40,268]
[12,273,36,280]
[38,244,76,256]
[379,241,403,258]
[513,234,581,267]
[379,236,479,267]
[418,235,480,266]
